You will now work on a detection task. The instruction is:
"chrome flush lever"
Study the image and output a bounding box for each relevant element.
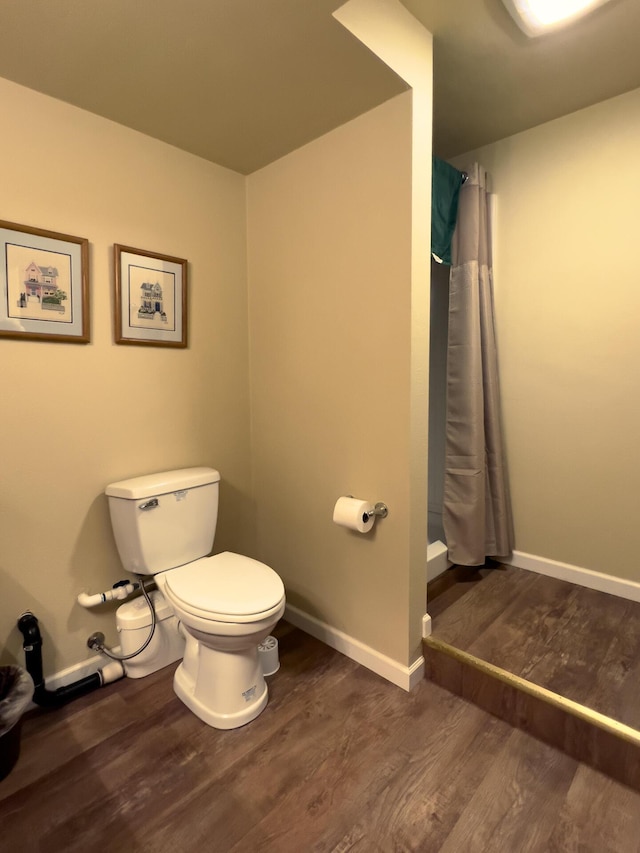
[138,498,159,511]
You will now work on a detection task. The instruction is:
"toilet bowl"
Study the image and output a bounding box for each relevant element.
[105,467,286,730]
[157,552,285,729]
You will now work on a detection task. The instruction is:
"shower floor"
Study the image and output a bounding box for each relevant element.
[426,563,640,733]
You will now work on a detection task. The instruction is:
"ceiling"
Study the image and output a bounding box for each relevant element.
[0,0,639,174]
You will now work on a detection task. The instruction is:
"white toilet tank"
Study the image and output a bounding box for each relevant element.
[105,467,220,575]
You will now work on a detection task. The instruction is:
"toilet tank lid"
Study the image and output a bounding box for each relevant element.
[105,467,220,500]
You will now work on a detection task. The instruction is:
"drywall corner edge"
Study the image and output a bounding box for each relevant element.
[333,0,432,90]
[333,0,433,667]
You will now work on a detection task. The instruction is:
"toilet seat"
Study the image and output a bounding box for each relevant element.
[162,551,285,624]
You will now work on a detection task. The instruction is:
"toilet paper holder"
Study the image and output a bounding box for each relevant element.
[366,502,388,520]
[347,497,388,520]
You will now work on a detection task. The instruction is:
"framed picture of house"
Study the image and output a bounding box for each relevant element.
[114,245,188,348]
[0,220,90,343]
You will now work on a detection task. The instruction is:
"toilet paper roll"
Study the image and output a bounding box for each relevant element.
[332,496,375,533]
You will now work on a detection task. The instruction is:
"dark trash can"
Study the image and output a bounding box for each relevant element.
[0,666,34,781]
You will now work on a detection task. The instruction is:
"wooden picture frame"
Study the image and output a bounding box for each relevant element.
[0,220,90,343]
[114,245,188,348]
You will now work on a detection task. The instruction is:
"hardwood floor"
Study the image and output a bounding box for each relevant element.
[428,565,640,730]
[425,563,640,791]
[3,623,640,852]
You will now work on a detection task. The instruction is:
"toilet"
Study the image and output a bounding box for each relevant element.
[105,467,285,730]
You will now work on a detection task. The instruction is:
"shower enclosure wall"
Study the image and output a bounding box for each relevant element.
[428,259,452,581]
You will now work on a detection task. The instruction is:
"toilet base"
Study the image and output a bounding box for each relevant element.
[172,639,270,730]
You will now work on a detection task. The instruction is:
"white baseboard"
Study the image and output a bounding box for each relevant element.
[506,550,640,603]
[284,604,425,691]
[44,651,116,692]
[427,539,451,583]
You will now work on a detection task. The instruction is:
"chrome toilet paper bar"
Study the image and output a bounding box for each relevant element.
[344,496,388,521]
[363,502,388,520]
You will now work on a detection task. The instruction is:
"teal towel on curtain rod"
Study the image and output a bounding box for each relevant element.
[432,157,464,266]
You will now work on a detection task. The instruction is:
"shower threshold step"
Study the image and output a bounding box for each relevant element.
[423,635,640,792]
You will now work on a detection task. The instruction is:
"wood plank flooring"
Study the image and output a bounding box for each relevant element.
[3,623,640,852]
[427,565,640,731]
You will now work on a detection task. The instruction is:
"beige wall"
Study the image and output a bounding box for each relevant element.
[0,78,252,673]
[1,7,433,681]
[247,93,418,664]
[452,87,640,580]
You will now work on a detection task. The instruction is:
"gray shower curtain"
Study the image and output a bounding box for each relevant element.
[443,163,514,565]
